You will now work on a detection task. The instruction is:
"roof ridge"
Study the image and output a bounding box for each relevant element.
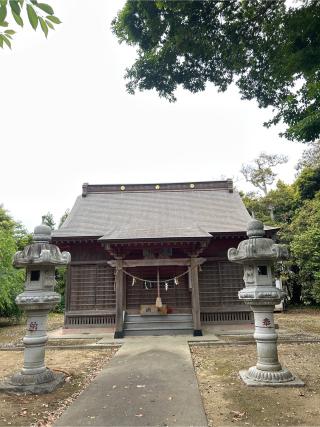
[82,180,233,197]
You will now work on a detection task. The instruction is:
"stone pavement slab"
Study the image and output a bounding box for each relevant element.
[96,334,220,345]
[49,324,255,342]
[48,327,115,340]
[55,336,207,427]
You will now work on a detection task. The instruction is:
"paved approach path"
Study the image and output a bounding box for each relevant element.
[55,336,207,427]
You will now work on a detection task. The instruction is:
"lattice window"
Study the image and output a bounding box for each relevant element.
[65,313,115,328]
[199,261,244,308]
[69,264,115,311]
[201,311,252,323]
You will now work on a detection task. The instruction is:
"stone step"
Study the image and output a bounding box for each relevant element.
[126,314,192,323]
[123,314,193,336]
[124,320,193,330]
[124,327,193,336]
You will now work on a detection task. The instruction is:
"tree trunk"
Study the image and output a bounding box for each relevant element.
[290,265,302,305]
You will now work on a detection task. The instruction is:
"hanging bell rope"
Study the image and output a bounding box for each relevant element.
[155,267,162,308]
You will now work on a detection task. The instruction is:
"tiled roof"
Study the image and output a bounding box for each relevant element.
[52,181,252,241]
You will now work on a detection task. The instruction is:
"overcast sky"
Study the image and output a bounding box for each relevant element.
[1,0,305,232]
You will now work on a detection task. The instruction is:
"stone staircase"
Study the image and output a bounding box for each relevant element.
[123,314,193,336]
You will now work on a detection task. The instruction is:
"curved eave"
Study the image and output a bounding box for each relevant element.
[51,236,103,243]
[210,227,279,239]
[98,236,212,243]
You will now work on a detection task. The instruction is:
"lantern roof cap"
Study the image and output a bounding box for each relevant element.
[13,223,70,268]
[228,220,289,264]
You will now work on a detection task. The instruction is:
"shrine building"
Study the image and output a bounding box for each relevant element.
[52,180,273,338]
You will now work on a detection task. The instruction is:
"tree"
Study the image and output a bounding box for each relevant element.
[241,180,298,225]
[112,0,320,142]
[0,204,15,230]
[296,139,320,171]
[41,212,55,230]
[0,207,24,318]
[265,181,298,224]
[241,182,304,303]
[240,152,288,196]
[240,162,320,305]
[0,0,60,49]
[294,166,320,200]
[58,209,69,229]
[241,191,272,225]
[0,205,32,249]
[41,210,69,311]
[289,193,320,304]
[14,221,32,250]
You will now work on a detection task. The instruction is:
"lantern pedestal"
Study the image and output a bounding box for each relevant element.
[239,370,305,387]
[0,224,70,394]
[0,371,65,395]
[228,219,304,387]
[239,303,304,387]
[0,304,65,394]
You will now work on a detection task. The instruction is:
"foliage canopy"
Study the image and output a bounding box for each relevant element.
[241,152,288,196]
[41,212,55,230]
[0,206,27,317]
[295,166,320,200]
[112,0,320,142]
[0,0,60,48]
[241,154,320,305]
[296,139,320,171]
[289,193,320,303]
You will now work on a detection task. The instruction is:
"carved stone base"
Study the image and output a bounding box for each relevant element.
[239,367,304,387]
[0,369,65,394]
[10,368,56,385]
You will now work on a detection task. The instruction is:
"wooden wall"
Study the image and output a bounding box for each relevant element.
[66,242,107,262]
[58,238,251,326]
[68,264,115,311]
[66,259,246,312]
[199,260,245,310]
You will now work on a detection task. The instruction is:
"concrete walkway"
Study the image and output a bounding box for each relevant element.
[55,336,208,427]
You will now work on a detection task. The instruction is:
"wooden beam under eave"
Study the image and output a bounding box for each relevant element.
[107,257,207,268]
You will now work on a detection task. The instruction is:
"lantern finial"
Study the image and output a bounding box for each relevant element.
[33,223,52,243]
[247,219,264,238]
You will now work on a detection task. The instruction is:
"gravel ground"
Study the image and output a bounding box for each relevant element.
[191,342,320,427]
[191,308,320,427]
[0,348,118,427]
[1,308,319,426]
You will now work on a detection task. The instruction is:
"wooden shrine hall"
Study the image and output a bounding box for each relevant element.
[52,180,269,338]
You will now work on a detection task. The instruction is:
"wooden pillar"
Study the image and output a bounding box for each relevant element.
[64,265,71,328]
[190,256,202,336]
[123,273,127,310]
[114,259,124,338]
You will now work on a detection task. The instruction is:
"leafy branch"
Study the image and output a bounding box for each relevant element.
[0,0,61,49]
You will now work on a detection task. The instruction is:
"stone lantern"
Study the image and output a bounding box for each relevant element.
[1,224,71,394]
[228,219,304,386]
